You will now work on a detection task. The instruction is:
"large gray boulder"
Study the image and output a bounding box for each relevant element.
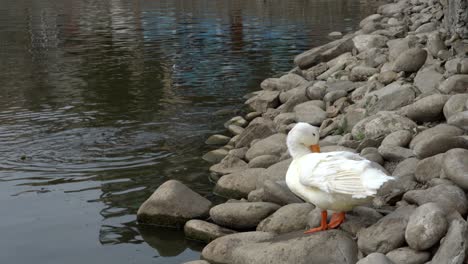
[414,67,444,94]
[438,75,468,94]
[248,155,280,168]
[387,36,417,61]
[352,112,417,140]
[262,180,304,205]
[398,94,450,122]
[184,220,237,243]
[443,149,468,190]
[429,216,468,264]
[137,180,212,228]
[356,253,393,264]
[210,202,281,230]
[235,117,276,148]
[357,205,416,255]
[392,157,419,177]
[246,91,280,112]
[409,124,463,149]
[363,82,416,114]
[201,231,275,264]
[392,48,427,73]
[413,134,468,159]
[405,203,448,250]
[414,153,445,183]
[214,168,265,199]
[403,184,468,215]
[353,34,388,53]
[209,154,248,175]
[448,111,468,131]
[444,94,468,120]
[386,247,430,264]
[256,159,292,188]
[257,203,313,234]
[231,230,358,264]
[294,36,355,69]
[381,130,413,147]
[245,133,287,161]
[294,101,327,125]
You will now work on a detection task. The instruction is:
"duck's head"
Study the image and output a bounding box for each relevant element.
[287,122,321,159]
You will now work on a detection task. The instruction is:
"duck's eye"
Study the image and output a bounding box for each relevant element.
[312,133,316,137]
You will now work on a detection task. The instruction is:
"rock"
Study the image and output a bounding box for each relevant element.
[228,124,244,135]
[228,147,248,159]
[374,176,418,206]
[415,22,437,34]
[387,37,418,61]
[349,66,379,81]
[386,247,430,264]
[320,135,343,147]
[399,94,450,122]
[329,31,343,38]
[257,203,314,234]
[410,124,463,149]
[203,148,229,163]
[210,202,281,230]
[405,203,448,251]
[378,1,408,16]
[427,32,446,57]
[245,112,261,121]
[248,155,280,168]
[279,85,307,103]
[245,134,287,161]
[340,206,384,236]
[294,101,327,125]
[256,159,292,188]
[306,82,327,100]
[353,34,388,53]
[201,231,275,264]
[274,112,296,133]
[378,145,415,161]
[246,91,280,113]
[343,107,367,132]
[446,58,468,74]
[362,152,384,165]
[356,253,393,264]
[137,180,212,227]
[357,205,416,255]
[261,74,308,91]
[438,74,468,94]
[323,90,347,104]
[231,230,358,264]
[443,149,468,190]
[403,184,468,215]
[413,67,444,94]
[359,14,382,28]
[210,155,248,175]
[321,145,356,152]
[183,261,210,264]
[443,94,468,119]
[214,168,264,199]
[415,153,446,183]
[392,48,427,73]
[352,112,417,140]
[378,71,398,85]
[235,117,276,148]
[413,134,468,159]
[225,116,248,128]
[184,220,237,243]
[324,80,363,93]
[429,217,468,264]
[363,82,416,114]
[206,134,231,145]
[294,36,355,69]
[391,158,418,178]
[262,180,303,205]
[448,111,468,131]
[381,130,413,147]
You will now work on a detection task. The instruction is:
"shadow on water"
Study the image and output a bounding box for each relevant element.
[0,0,378,263]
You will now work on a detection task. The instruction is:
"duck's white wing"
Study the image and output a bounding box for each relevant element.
[296,152,393,199]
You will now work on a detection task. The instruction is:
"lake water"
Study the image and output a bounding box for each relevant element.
[0,0,376,263]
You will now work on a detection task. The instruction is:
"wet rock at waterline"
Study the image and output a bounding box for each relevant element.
[184,220,237,243]
[137,180,212,228]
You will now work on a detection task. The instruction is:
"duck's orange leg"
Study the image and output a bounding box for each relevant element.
[327,212,346,229]
[304,210,328,234]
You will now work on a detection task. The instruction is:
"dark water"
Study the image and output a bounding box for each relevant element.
[0,0,376,263]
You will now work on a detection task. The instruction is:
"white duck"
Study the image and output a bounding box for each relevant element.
[285,123,393,233]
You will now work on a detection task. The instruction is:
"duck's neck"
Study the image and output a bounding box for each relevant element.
[287,139,311,159]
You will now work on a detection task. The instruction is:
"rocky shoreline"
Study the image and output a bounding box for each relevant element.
[137,0,468,263]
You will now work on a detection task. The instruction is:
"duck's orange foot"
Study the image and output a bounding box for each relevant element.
[304,211,346,234]
[328,212,346,229]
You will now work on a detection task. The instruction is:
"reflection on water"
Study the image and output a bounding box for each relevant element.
[0,0,376,263]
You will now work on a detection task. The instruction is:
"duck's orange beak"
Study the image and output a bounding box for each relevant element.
[310,144,320,153]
